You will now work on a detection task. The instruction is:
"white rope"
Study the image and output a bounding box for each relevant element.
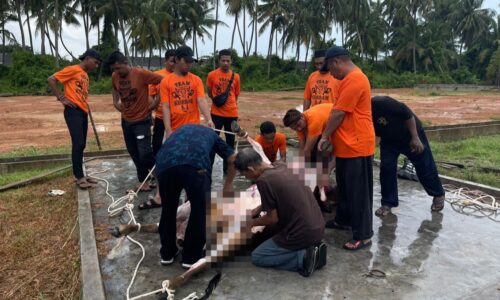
[89,166,203,299]
[213,128,236,135]
[443,184,500,222]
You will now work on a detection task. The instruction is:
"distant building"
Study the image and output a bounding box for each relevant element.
[0,53,13,66]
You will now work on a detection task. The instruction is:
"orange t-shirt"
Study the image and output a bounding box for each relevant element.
[149,69,172,120]
[330,68,375,158]
[112,67,163,122]
[304,71,340,107]
[206,68,241,117]
[53,65,90,113]
[255,132,287,162]
[297,103,334,141]
[160,72,205,131]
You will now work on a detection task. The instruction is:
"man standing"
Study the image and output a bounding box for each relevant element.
[48,49,102,189]
[233,148,326,277]
[255,121,287,163]
[156,124,235,268]
[160,46,213,140]
[318,46,376,251]
[207,49,241,172]
[149,50,176,157]
[110,51,163,191]
[283,103,334,162]
[303,49,339,111]
[371,96,445,216]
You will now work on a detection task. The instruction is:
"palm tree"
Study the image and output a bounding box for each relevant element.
[1,1,17,63]
[13,0,25,47]
[453,0,495,55]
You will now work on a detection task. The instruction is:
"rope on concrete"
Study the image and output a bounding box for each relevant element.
[443,184,500,222]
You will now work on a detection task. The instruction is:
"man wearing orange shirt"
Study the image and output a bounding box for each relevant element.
[318,46,376,251]
[149,50,176,157]
[110,51,164,192]
[303,50,339,111]
[160,46,213,140]
[255,121,287,163]
[207,49,241,173]
[48,49,102,189]
[283,103,333,163]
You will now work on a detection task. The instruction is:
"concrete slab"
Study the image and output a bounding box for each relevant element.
[86,157,500,300]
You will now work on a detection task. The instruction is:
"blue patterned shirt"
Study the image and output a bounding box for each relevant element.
[156,124,234,176]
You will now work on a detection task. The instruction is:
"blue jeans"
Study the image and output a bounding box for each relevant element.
[251,238,305,272]
[380,130,445,208]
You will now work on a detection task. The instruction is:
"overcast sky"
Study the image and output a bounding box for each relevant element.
[4,0,499,61]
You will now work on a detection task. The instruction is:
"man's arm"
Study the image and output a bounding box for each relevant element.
[223,154,236,196]
[303,135,320,161]
[162,102,172,139]
[198,96,214,127]
[149,94,160,111]
[318,109,346,150]
[112,88,122,112]
[303,99,311,111]
[251,209,278,227]
[279,149,287,162]
[405,116,424,154]
[47,76,76,108]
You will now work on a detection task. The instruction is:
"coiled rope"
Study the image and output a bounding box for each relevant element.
[443,184,500,222]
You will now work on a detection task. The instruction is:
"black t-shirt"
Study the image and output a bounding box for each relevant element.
[256,162,325,250]
[371,96,423,145]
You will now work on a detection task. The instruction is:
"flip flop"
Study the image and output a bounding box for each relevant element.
[86,177,99,184]
[76,179,92,189]
[431,196,445,211]
[343,240,372,251]
[375,206,392,217]
[138,200,161,210]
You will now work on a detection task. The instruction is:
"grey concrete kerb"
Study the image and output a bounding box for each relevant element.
[78,166,106,300]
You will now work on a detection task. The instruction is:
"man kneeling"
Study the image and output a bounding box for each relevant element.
[234,148,327,277]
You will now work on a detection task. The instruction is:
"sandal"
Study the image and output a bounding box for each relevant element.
[343,240,372,251]
[86,177,99,184]
[76,179,92,189]
[138,199,161,210]
[375,205,392,217]
[431,196,445,211]
[325,219,351,230]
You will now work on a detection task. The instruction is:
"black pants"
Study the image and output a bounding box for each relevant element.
[211,114,238,171]
[152,117,165,157]
[334,155,374,241]
[121,117,155,182]
[158,165,211,264]
[64,106,88,179]
[380,130,445,208]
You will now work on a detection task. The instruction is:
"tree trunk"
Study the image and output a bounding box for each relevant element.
[2,24,5,64]
[230,15,237,50]
[304,38,310,73]
[55,0,59,67]
[60,27,76,60]
[25,9,33,52]
[281,32,285,60]
[213,0,218,68]
[341,22,344,46]
[83,11,90,49]
[275,31,278,56]
[247,19,254,55]
[267,27,274,79]
[356,24,363,59]
[113,0,129,57]
[254,0,258,55]
[97,20,101,43]
[45,25,55,56]
[236,17,245,57]
[412,15,417,74]
[15,0,26,47]
[242,6,246,57]
[40,7,46,55]
[148,44,152,69]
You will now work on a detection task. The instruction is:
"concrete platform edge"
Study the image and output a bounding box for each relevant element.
[78,167,106,300]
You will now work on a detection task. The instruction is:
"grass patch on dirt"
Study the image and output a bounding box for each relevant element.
[0,163,70,186]
[429,134,500,187]
[0,170,80,299]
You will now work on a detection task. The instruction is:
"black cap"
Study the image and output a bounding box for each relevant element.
[175,46,198,63]
[314,49,326,58]
[320,46,349,72]
[79,49,102,62]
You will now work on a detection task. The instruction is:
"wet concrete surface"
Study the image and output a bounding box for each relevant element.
[87,154,500,300]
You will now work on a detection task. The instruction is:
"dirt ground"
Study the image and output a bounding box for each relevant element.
[0,89,499,153]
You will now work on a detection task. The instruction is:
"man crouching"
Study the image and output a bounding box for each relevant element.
[234,148,327,277]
